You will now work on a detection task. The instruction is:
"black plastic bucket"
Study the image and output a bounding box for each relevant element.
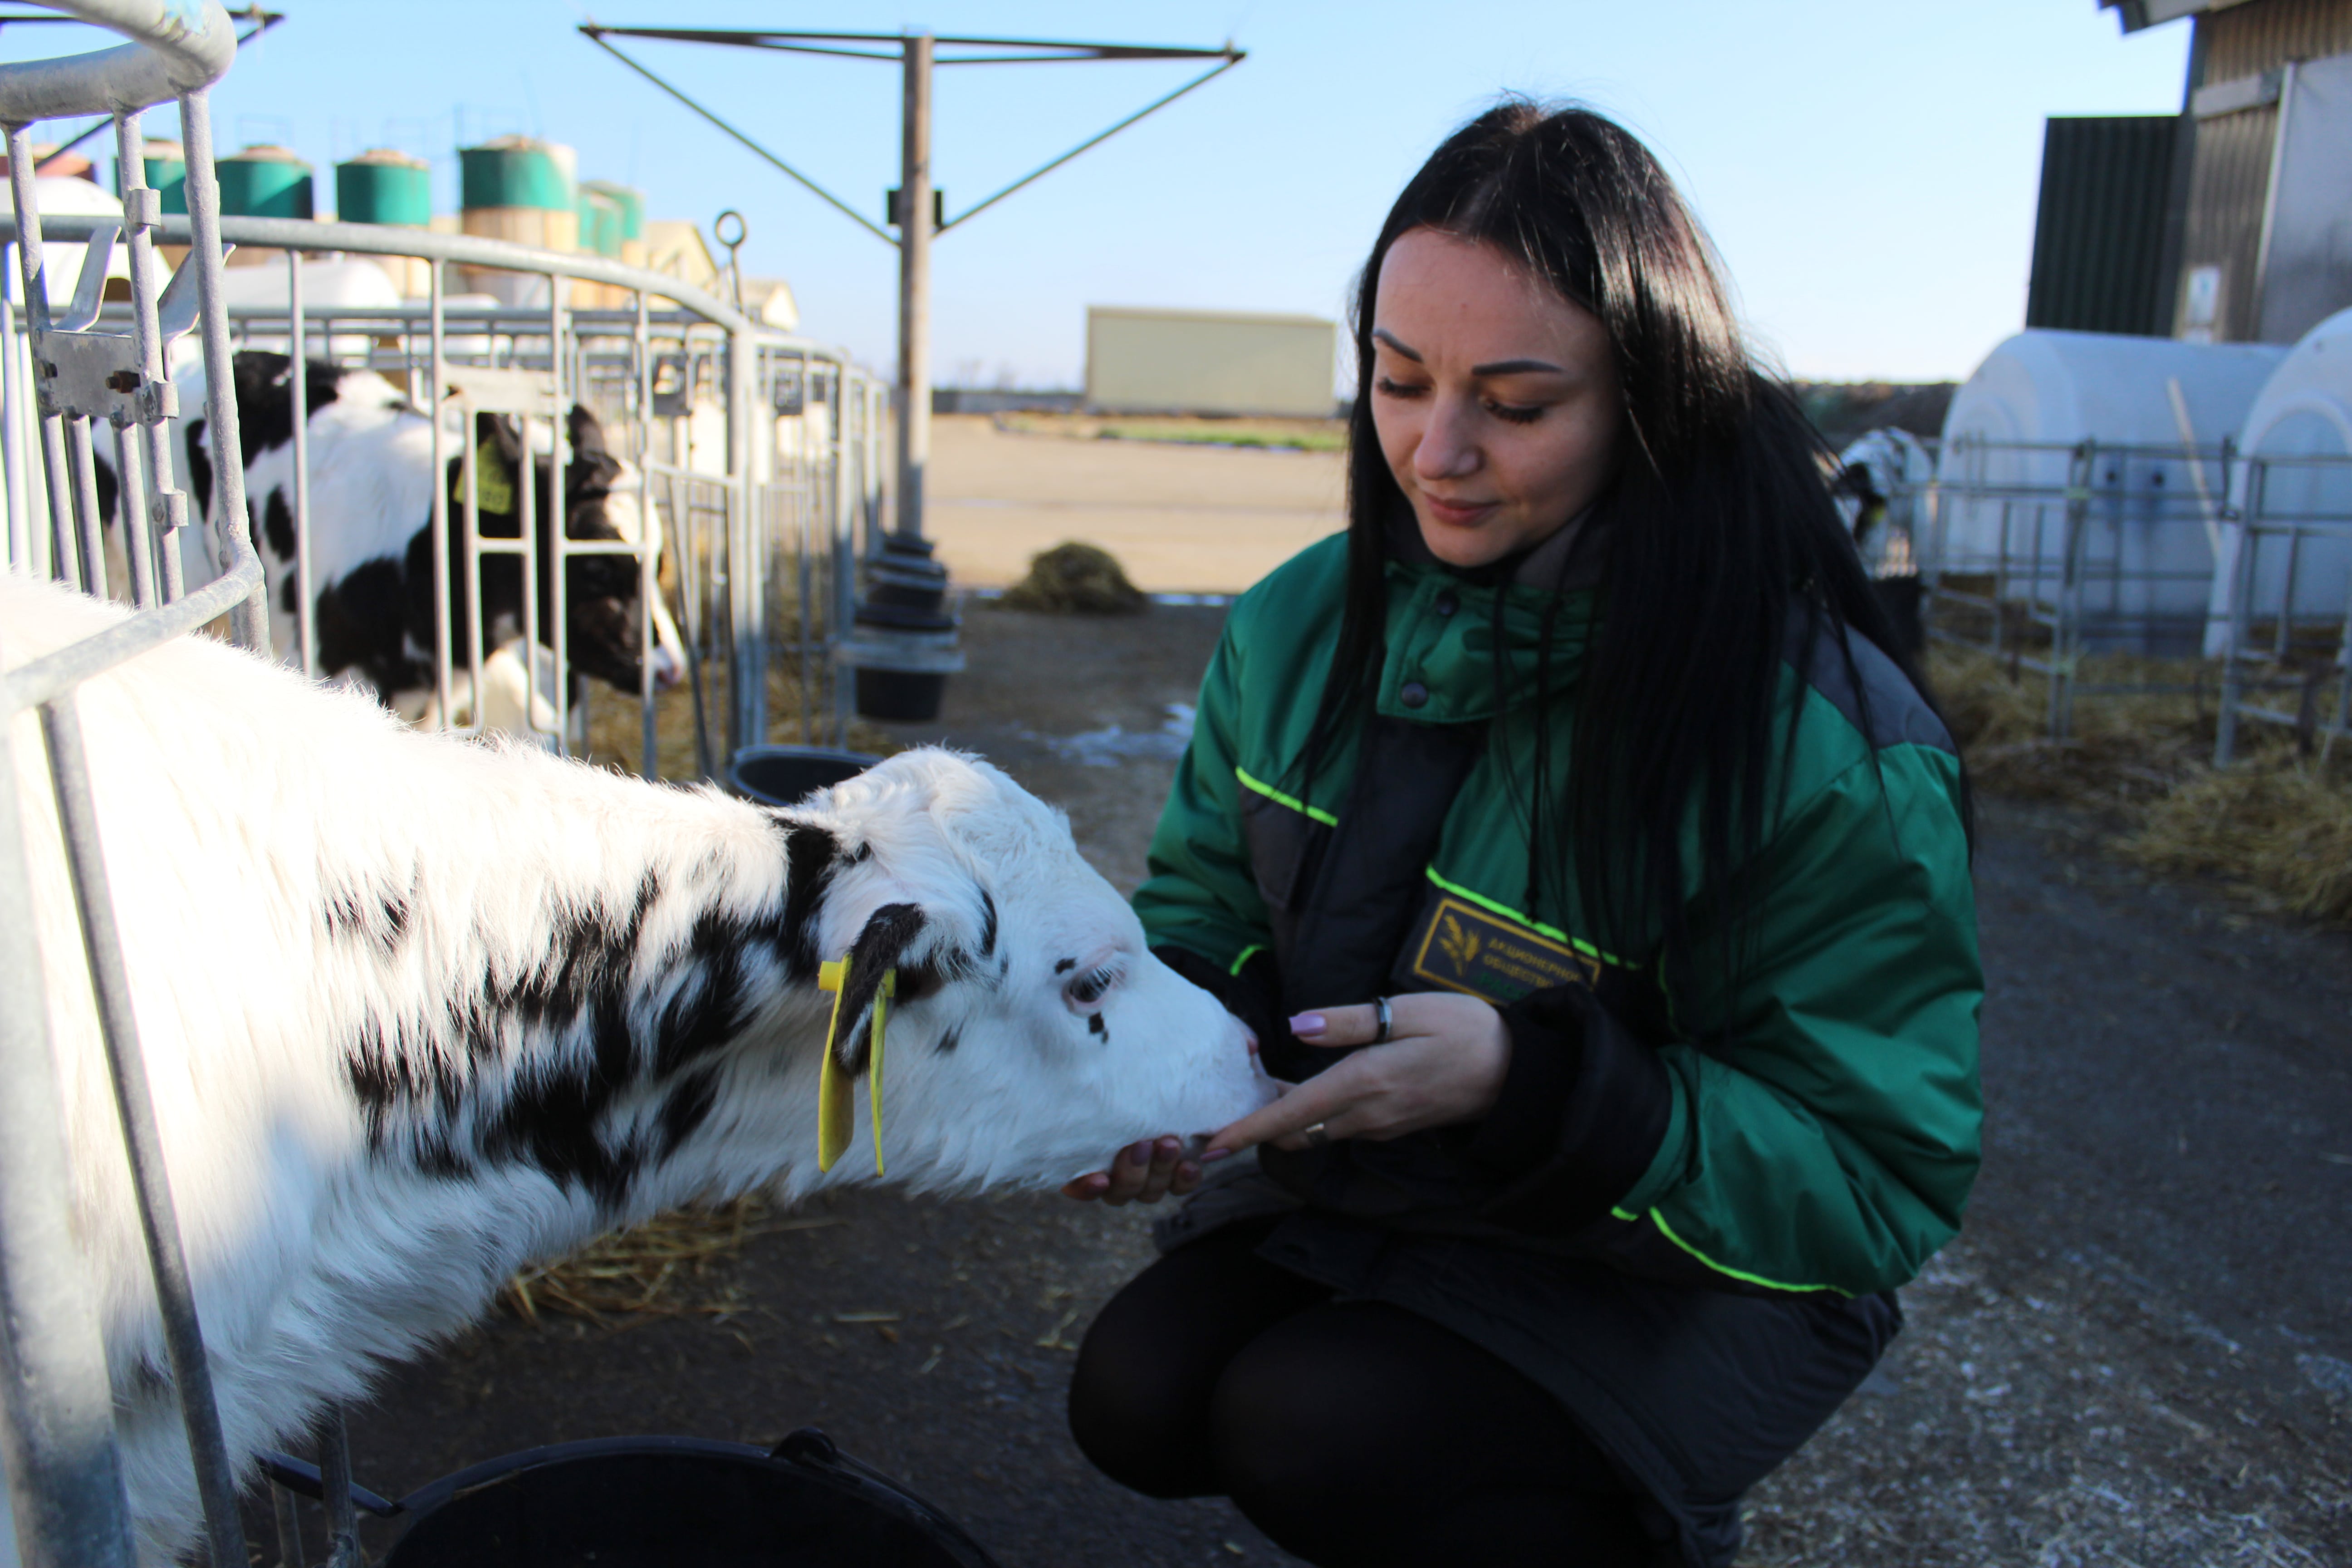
[380,1431,997,1568]
[727,746,879,807]
[853,666,950,722]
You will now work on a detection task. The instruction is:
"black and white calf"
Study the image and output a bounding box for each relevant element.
[4,574,1267,1566]
[174,350,684,725]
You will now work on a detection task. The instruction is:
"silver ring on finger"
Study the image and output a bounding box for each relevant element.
[1301,1121,1333,1149]
[1373,995,1394,1045]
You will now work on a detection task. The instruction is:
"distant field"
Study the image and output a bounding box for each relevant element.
[992,411,1348,452]
[925,413,1348,594]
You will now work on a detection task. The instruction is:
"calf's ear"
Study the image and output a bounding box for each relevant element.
[831,902,929,1074]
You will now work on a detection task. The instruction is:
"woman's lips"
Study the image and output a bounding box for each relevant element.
[1422,494,1498,527]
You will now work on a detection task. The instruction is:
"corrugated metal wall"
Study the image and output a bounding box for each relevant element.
[2169,0,2352,340]
[2204,0,2352,78]
[2026,116,2180,334]
[2178,103,2280,340]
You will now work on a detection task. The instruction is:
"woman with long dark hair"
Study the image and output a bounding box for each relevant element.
[1059,100,1980,1567]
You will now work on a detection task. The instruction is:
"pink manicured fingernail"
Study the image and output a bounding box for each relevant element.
[1200,1147,1233,1163]
[1288,1012,1326,1038]
[1126,1140,1151,1166]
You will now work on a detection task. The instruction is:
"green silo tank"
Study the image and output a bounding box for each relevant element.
[576,185,622,259]
[217,145,313,219]
[122,137,186,214]
[336,148,431,226]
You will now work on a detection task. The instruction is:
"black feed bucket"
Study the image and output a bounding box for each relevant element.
[380,1431,997,1568]
[728,746,880,807]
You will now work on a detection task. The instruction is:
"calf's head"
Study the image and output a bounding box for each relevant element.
[462,405,685,697]
[766,748,1272,1193]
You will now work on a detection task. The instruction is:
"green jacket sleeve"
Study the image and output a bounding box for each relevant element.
[1612,744,1984,1298]
[1132,625,1274,975]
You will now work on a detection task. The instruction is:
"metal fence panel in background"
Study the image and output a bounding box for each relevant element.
[1,217,889,775]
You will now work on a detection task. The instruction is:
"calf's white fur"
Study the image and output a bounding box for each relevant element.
[0,576,1265,1565]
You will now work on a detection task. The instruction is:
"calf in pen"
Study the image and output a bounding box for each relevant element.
[165,349,686,740]
[3,573,1272,1565]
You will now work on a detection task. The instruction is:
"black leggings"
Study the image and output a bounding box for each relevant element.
[1068,1221,1655,1568]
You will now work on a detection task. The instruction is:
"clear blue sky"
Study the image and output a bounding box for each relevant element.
[7,1,2190,387]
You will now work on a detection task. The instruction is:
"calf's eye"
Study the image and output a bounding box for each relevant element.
[1064,965,1117,1009]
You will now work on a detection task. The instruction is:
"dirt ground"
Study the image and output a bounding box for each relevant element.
[297,600,2352,1568]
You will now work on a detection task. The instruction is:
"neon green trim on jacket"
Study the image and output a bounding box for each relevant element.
[1234,765,1338,827]
[1228,944,1265,977]
[1643,1207,1853,1298]
[1421,866,1632,968]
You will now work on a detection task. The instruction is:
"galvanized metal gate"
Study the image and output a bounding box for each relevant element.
[4,210,886,775]
[0,9,264,1566]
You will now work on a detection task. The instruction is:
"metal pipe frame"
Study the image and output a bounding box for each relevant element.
[2211,450,2352,764]
[1924,432,2242,739]
[0,8,261,1562]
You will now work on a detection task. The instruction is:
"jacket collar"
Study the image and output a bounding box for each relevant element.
[1372,504,1605,724]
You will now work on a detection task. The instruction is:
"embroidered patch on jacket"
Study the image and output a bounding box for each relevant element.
[1408,896,1600,1003]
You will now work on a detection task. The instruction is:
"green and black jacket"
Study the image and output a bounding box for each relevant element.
[1137,533,1983,1300]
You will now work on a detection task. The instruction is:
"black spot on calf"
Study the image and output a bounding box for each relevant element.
[263,485,295,560]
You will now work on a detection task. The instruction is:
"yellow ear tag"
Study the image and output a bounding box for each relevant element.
[816,958,893,1178]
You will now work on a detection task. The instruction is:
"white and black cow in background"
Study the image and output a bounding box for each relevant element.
[3,573,1269,1566]
[173,350,684,729]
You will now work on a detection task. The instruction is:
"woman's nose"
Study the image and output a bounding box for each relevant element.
[1414,397,1481,480]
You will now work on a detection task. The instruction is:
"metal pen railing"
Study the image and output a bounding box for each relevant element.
[2211,450,2352,764]
[1922,434,2235,739]
[1,213,890,770]
[0,9,256,1566]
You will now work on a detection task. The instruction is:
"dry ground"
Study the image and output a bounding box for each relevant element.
[288,430,2352,1567]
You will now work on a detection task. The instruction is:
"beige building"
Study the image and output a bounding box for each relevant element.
[1085,306,1337,418]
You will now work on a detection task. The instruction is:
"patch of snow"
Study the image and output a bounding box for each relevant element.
[1045,703,1196,768]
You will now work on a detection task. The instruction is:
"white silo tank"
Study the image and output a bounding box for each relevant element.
[2204,308,2352,657]
[1935,330,2286,652]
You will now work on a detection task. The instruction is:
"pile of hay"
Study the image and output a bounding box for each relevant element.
[2121,763,2352,921]
[1926,646,2212,808]
[1927,644,2352,921]
[996,541,1147,615]
[504,1196,846,1328]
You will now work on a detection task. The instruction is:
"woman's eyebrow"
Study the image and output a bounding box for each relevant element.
[1370,328,1421,362]
[1471,357,1565,376]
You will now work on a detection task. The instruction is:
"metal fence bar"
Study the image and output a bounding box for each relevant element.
[289,250,314,673]
[176,89,264,653]
[0,720,137,1568]
[38,692,247,1568]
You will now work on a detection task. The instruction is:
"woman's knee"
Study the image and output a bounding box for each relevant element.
[1068,1227,1324,1499]
[1067,1296,1216,1499]
[1207,1303,1653,1567]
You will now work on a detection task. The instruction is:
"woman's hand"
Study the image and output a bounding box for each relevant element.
[1059,1135,1204,1207]
[1204,992,1509,1156]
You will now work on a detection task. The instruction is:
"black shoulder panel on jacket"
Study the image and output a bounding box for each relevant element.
[1784,614,1955,756]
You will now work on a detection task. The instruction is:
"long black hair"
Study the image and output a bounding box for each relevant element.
[1310,100,1955,993]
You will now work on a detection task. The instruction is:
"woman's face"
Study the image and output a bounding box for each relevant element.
[1369,228,1623,569]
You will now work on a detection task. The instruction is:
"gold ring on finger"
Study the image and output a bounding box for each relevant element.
[1301,1121,1333,1149]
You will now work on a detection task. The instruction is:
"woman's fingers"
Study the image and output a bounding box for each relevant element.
[1061,1136,1196,1207]
[1288,1003,1386,1048]
[1205,1068,1361,1156]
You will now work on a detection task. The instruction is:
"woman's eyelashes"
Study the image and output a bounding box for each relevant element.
[1374,375,1546,425]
